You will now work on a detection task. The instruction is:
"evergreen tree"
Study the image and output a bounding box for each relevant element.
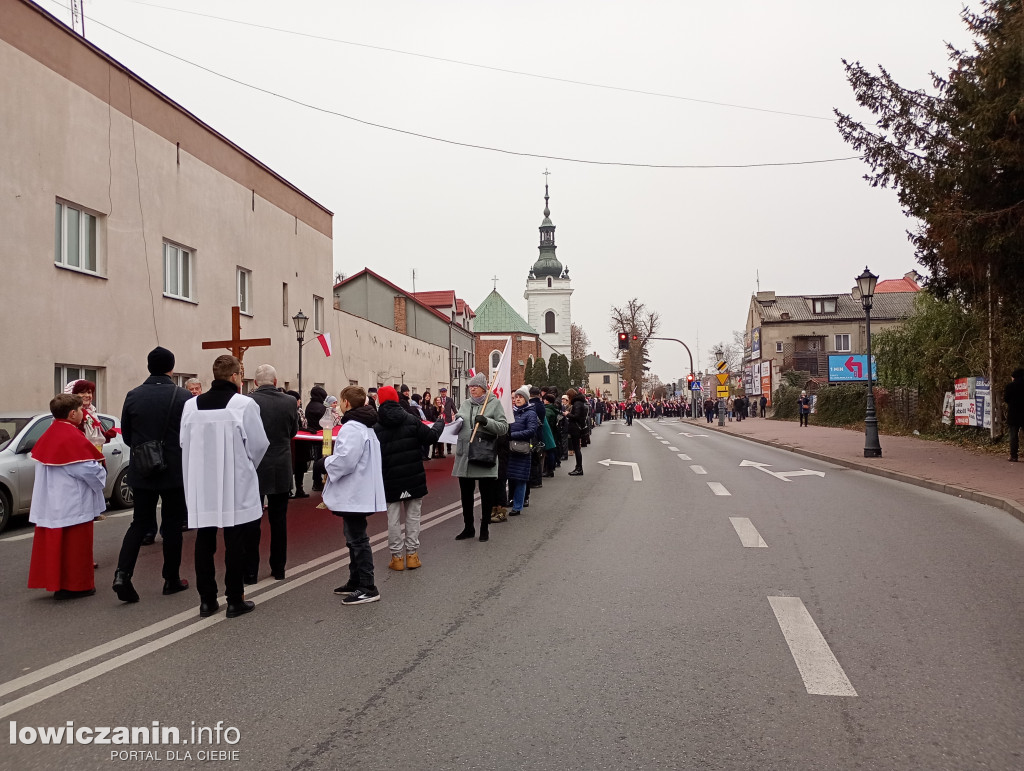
[522,357,534,388]
[569,358,588,390]
[837,1,1024,389]
[549,353,570,393]
[532,356,548,387]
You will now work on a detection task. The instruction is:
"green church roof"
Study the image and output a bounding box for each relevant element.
[473,290,538,334]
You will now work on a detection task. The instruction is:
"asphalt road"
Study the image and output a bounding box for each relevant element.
[2,418,1022,770]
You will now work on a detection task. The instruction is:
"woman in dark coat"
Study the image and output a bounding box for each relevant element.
[566,388,588,476]
[305,386,328,491]
[506,387,539,516]
[373,387,444,570]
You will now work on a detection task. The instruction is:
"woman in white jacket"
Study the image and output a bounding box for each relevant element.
[321,385,386,605]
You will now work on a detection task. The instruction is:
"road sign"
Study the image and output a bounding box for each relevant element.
[716,373,729,385]
[827,354,877,382]
[717,385,729,397]
[716,361,728,373]
[690,381,703,391]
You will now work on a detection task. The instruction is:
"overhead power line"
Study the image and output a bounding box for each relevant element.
[118,0,834,122]
[51,2,859,169]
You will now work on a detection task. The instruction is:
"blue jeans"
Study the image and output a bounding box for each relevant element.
[510,480,528,511]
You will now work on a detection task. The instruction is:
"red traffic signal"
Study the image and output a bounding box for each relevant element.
[617,332,629,350]
[686,373,695,383]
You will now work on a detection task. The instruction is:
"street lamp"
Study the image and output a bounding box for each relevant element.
[715,347,726,426]
[292,310,309,405]
[856,267,882,458]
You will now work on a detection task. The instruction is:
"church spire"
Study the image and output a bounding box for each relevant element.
[531,170,562,279]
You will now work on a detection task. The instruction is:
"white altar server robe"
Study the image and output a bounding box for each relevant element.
[321,420,386,514]
[180,394,269,528]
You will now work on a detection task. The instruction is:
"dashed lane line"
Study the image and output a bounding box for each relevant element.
[729,517,767,547]
[667,446,679,452]
[690,465,707,475]
[707,482,731,496]
[768,596,857,697]
[676,454,691,461]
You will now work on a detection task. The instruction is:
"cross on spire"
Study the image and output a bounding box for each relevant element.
[492,275,500,290]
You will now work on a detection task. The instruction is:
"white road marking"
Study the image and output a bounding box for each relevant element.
[660,440,670,445]
[707,482,731,496]
[739,460,826,482]
[609,432,631,437]
[679,432,708,437]
[652,435,663,440]
[768,596,857,697]
[667,446,678,451]
[729,517,767,547]
[596,459,642,481]
[676,453,691,461]
[0,497,472,715]
[690,465,707,475]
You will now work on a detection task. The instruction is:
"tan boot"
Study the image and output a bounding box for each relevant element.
[490,506,507,523]
[388,554,405,571]
[405,552,422,570]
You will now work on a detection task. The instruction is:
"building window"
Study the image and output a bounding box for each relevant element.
[282,283,289,326]
[491,350,501,370]
[465,351,473,373]
[348,379,359,386]
[55,201,101,274]
[545,311,556,334]
[237,267,253,315]
[812,298,837,314]
[547,277,552,288]
[172,374,198,389]
[313,295,324,333]
[834,334,851,352]
[775,341,784,353]
[163,242,194,301]
[603,375,611,384]
[54,365,101,404]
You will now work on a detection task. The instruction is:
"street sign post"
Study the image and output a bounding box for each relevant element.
[717,385,730,397]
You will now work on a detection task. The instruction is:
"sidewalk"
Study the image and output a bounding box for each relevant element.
[696,416,1024,523]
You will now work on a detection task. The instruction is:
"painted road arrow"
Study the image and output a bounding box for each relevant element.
[678,432,709,438]
[597,459,642,481]
[609,432,631,437]
[739,460,826,482]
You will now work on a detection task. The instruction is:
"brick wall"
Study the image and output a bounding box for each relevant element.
[394,296,407,335]
[475,334,542,390]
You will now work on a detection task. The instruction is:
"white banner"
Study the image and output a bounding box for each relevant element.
[490,337,513,421]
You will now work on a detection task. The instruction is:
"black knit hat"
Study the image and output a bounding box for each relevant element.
[147,346,175,375]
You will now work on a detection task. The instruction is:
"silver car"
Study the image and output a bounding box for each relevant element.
[0,411,133,533]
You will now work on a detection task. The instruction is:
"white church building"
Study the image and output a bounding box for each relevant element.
[524,183,573,358]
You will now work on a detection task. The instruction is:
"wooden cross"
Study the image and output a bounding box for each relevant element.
[201,306,272,385]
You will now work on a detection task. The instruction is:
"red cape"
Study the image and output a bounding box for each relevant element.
[31,419,105,465]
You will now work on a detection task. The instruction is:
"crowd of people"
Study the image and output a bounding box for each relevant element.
[25,349,607,612]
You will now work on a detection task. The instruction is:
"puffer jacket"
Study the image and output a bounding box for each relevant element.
[305,386,328,429]
[507,403,539,482]
[374,401,443,502]
[567,395,589,439]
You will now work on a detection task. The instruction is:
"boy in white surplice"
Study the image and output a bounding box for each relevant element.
[180,355,268,619]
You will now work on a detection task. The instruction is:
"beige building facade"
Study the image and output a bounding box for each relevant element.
[0,0,345,410]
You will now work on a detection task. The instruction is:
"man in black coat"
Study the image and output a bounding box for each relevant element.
[438,387,455,457]
[113,346,191,603]
[374,386,443,571]
[1005,368,1024,462]
[399,384,420,419]
[245,365,299,581]
[526,386,545,497]
[305,386,328,491]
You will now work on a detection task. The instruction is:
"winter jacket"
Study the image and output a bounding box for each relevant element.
[507,403,540,481]
[1005,378,1024,424]
[249,384,300,495]
[305,386,328,430]
[322,405,386,515]
[374,401,443,502]
[529,398,546,442]
[451,396,509,479]
[567,395,589,439]
[542,403,558,450]
[121,375,192,491]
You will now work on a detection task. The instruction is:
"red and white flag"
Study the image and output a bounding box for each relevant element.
[316,332,332,357]
[466,367,476,378]
[488,338,512,420]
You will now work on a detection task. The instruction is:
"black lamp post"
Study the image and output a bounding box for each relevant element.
[292,310,308,404]
[856,267,882,458]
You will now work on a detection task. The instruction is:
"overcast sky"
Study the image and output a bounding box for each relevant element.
[52,0,976,380]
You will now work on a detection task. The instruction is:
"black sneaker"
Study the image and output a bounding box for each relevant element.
[333,582,359,596]
[342,588,380,605]
[568,469,583,476]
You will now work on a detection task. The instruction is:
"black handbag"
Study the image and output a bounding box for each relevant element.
[508,439,531,455]
[467,432,497,467]
[132,387,176,477]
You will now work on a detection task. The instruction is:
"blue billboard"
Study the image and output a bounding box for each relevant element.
[828,355,877,382]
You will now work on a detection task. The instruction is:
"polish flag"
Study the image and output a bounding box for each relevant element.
[466,367,476,378]
[488,338,512,420]
[316,332,332,357]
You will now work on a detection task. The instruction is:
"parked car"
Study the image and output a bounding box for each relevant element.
[0,411,133,533]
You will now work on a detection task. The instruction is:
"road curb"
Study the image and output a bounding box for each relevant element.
[704,424,1024,526]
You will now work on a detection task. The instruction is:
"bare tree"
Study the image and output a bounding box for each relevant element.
[570,323,591,362]
[609,298,661,397]
[707,330,745,372]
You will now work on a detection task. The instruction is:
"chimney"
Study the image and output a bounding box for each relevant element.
[394,296,407,334]
[756,291,776,302]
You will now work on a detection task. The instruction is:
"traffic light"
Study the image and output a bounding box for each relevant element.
[618,331,629,350]
[686,373,695,385]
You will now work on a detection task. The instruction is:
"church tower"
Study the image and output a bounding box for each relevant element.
[525,179,573,356]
